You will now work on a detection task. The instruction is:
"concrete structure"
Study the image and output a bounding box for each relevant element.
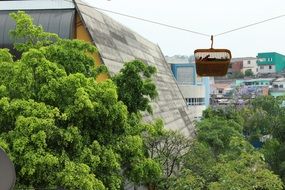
[165,55,190,64]
[228,58,243,74]
[228,57,258,75]
[270,78,285,97]
[211,83,233,96]
[241,57,258,75]
[257,52,285,74]
[1,0,195,136]
[236,78,274,87]
[168,61,210,120]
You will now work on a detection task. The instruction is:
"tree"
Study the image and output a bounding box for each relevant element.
[113,60,158,114]
[143,128,192,189]
[250,96,285,183]
[0,11,161,189]
[168,169,205,190]
[209,137,283,190]
[245,69,254,77]
[178,109,284,189]
[196,117,243,154]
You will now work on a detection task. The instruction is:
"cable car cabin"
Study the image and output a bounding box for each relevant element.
[194,49,232,76]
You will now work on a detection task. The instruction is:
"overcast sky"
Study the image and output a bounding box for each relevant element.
[86,0,285,58]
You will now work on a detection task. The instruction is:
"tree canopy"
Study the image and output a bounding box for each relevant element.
[0,11,161,189]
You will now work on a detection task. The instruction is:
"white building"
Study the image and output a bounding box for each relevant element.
[270,78,285,97]
[241,57,259,75]
[259,63,276,74]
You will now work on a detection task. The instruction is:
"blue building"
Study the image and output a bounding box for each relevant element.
[169,61,211,119]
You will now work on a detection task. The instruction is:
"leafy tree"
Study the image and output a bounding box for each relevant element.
[203,106,244,126]
[196,117,243,154]
[179,110,284,189]
[113,60,158,114]
[245,69,254,77]
[10,11,59,52]
[244,96,285,183]
[0,11,161,189]
[209,137,283,190]
[241,107,272,142]
[183,142,216,182]
[251,96,283,116]
[168,169,205,190]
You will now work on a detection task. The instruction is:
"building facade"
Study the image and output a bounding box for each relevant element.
[270,78,285,97]
[169,62,210,120]
[257,52,285,74]
[236,78,274,87]
[228,57,258,75]
[241,57,258,75]
[228,58,243,74]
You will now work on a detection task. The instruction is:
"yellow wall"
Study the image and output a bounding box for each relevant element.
[75,14,108,81]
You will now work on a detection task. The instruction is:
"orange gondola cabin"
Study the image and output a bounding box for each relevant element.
[194,48,232,76]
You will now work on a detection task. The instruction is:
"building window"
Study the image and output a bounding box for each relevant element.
[259,58,266,62]
[280,85,284,88]
[269,65,272,69]
[260,66,264,69]
[247,60,251,64]
[185,98,205,106]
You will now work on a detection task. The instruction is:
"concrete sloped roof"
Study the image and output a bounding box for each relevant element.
[75,0,194,136]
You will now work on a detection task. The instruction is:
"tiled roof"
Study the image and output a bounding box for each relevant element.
[75,0,195,136]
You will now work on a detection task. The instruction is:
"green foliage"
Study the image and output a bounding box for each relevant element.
[129,158,162,185]
[0,11,161,189]
[242,107,272,142]
[203,106,244,126]
[10,11,59,52]
[168,169,205,190]
[0,49,13,62]
[43,39,101,77]
[113,59,158,114]
[245,96,285,183]
[183,142,216,181]
[177,108,284,190]
[196,117,243,154]
[209,137,283,190]
[57,161,105,190]
[143,129,191,189]
[251,96,282,116]
[245,69,254,77]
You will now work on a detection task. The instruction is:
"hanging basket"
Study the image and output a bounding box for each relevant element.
[194,48,232,76]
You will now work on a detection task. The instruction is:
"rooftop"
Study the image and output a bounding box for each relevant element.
[273,78,285,82]
[231,57,257,62]
[0,0,74,10]
[243,78,275,82]
[258,52,285,57]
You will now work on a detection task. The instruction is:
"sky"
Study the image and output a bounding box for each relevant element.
[85,0,285,58]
